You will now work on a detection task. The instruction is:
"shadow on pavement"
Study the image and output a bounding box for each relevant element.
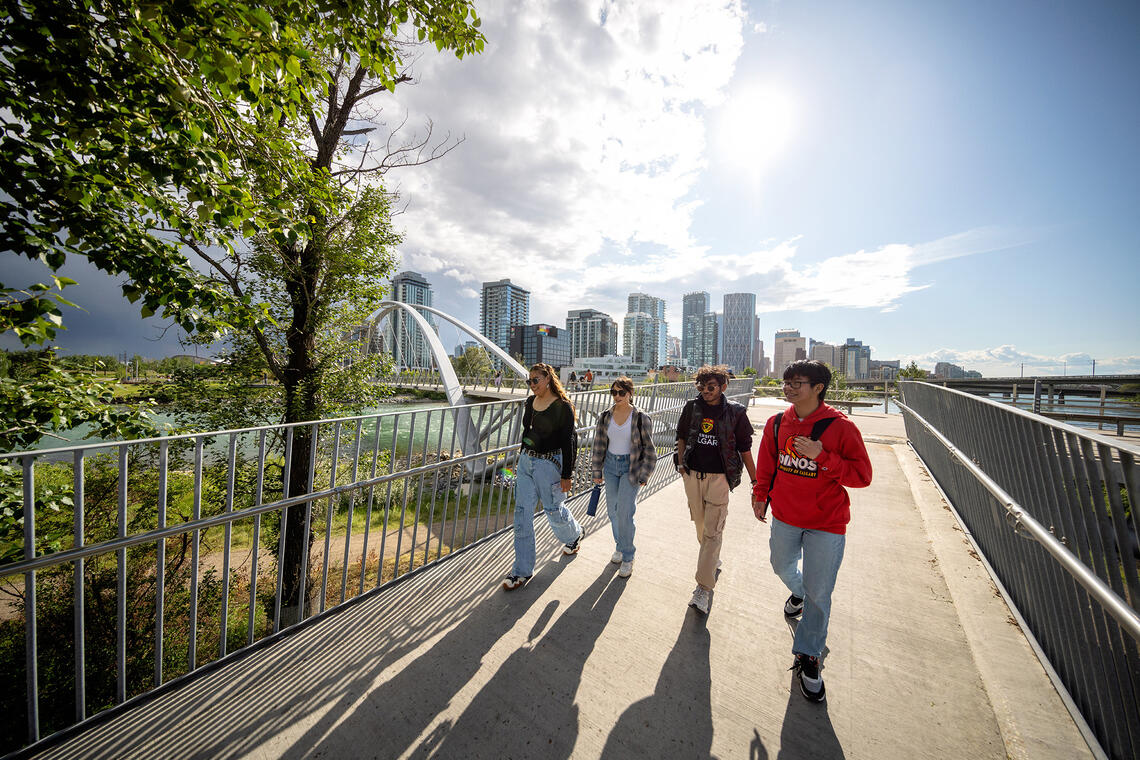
[602,612,716,758]
[412,564,627,759]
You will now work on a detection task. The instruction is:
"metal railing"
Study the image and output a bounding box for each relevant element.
[897,381,1140,760]
[0,378,752,755]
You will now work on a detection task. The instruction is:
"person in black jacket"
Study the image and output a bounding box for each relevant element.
[675,365,757,614]
[503,363,584,590]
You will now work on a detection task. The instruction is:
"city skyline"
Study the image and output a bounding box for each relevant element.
[3,1,1138,377]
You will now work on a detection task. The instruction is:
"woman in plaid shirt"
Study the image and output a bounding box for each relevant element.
[591,377,655,578]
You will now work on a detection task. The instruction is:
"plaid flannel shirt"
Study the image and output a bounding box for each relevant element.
[591,406,656,485]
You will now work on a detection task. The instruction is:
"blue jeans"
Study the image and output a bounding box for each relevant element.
[603,453,639,562]
[511,452,582,577]
[769,516,846,658]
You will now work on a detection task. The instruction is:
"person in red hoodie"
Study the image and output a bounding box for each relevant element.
[751,359,872,703]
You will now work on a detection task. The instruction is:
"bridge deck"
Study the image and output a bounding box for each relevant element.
[30,406,1093,759]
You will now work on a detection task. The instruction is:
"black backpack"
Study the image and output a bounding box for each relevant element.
[764,414,836,508]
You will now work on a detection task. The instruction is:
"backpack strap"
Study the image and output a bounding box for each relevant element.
[810,417,836,441]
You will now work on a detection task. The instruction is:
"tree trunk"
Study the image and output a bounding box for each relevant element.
[277,239,322,627]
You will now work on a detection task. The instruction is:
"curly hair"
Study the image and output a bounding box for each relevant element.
[694,364,730,387]
[530,363,577,420]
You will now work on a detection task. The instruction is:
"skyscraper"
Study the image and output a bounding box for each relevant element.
[811,342,839,368]
[480,279,529,359]
[773,329,805,374]
[623,293,667,368]
[840,338,872,380]
[387,271,436,369]
[510,324,572,368]
[565,308,619,359]
[682,291,711,368]
[722,293,757,372]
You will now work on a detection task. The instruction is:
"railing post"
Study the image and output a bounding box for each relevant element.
[1098,385,1106,430]
[1033,379,1042,414]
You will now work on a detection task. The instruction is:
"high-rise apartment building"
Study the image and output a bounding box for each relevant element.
[773,329,806,374]
[386,271,436,369]
[840,338,872,380]
[755,339,768,377]
[666,335,682,365]
[623,293,667,368]
[565,308,619,359]
[682,292,713,368]
[722,293,757,372]
[480,279,529,359]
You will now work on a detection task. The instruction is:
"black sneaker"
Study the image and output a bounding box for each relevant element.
[502,575,531,590]
[783,593,804,617]
[790,654,825,702]
[563,528,583,555]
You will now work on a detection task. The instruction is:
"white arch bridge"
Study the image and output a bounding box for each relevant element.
[364,301,531,476]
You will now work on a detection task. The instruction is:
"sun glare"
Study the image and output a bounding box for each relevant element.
[713,85,797,169]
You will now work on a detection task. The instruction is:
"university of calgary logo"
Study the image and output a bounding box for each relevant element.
[701,417,714,434]
[778,435,819,478]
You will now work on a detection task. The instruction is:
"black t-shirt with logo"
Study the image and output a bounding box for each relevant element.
[676,397,728,473]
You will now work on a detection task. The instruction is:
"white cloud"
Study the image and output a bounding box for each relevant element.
[900,344,1140,377]
[376,0,747,322]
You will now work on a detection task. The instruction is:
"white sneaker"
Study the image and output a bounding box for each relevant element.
[688,586,711,614]
[618,560,633,578]
[611,550,623,564]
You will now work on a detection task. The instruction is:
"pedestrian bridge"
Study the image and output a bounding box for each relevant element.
[4,384,1137,759]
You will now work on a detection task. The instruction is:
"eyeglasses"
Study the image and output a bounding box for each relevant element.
[526,377,543,386]
[610,388,628,397]
[783,380,812,389]
[696,383,721,392]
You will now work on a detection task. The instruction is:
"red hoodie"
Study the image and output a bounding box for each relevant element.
[751,403,872,534]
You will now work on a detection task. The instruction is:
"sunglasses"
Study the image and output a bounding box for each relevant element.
[526,377,543,386]
[610,388,628,397]
[696,383,721,392]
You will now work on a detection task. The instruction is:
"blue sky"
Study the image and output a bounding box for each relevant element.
[4,0,1138,376]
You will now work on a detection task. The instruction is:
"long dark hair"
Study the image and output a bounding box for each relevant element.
[530,363,577,420]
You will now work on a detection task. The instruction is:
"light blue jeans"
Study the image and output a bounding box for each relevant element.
[511,452,582,577]
[769,515,846,658]
[603,452,639,562]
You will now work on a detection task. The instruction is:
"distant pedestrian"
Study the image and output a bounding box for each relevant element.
[675,365,757,615]
[752,359,872,703]
[503,363,584,590]
[591,376,655,578]
[584,369,594,389]
[569,370,578,391]
[493,369,502,389]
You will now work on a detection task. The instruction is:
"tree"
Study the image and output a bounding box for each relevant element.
[899,361,928,380]
[742,366,757,376]
[2,0,486,624]
[451,346,492,377]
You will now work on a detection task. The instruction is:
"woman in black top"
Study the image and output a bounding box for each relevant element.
[503,363,584,590]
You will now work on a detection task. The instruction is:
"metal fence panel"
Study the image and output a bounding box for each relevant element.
[0,378,753,754]
[898,381,1140,759]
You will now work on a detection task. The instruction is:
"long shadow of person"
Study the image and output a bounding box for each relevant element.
[415,564,627,759]
[601,612,718,758]
[297,560,572,759]
[776,618,843,759]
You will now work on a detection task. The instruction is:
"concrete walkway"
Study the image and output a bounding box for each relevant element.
[32,407,1094,759]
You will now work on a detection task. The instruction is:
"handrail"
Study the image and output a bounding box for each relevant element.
[896,398,1140,642]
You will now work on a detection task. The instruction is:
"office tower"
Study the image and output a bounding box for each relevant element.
[682,291,711,368]
[773,329,806,374]
[755,339,767,376]
[624,293,667,368]
[387,271,436,369]
[722,293,757,372]
[811,342,839,368]
[480,279,529,359]
[666,335,682,365]
[565,308,619,359]
[840,338,872,380]
[510,324,572,368]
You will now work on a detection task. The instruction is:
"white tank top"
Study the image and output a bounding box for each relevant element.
[607,412,633,455]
